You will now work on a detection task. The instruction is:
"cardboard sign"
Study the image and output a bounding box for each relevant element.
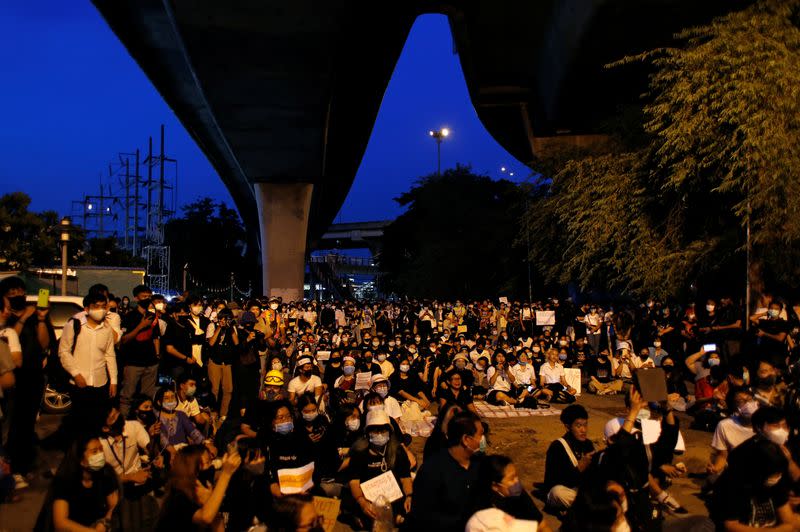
[359,470,403,503]
[355,372,372,391]
[535,310,556,326]
[634,368,668,403]
[277,462,314,494]
[316,350,331,361]
[312,496,341,532]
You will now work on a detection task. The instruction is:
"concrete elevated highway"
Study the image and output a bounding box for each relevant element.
[93,0,751,300]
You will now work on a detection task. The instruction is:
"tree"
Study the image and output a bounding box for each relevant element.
[523,0,800,298]
[164,197,254,290]
[379,165,530,299]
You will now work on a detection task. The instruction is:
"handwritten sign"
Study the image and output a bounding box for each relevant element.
[535,310,556,326]
[498,297,509,305]
[312,496,341,532]
[277,462,314,494]
[359,470,403,503]
[316,350,331,361]
[355,372,372,391]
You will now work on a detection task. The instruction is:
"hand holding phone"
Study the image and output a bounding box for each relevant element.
[37,289,50,309]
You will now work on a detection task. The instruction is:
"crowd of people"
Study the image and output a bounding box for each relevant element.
[1,278,800,530]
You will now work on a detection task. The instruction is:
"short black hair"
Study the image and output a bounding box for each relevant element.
[132,285,152,297]
[83,292,108,308]
[176,373,196,387]
[752,405,785,431]
[446,411,482,447]
[88,283,109,296]
[560,404,589,426]
[0,276,25,297]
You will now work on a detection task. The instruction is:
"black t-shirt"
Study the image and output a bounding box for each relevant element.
[544,433,595,489]
[121,311,160,367]
[391,372,424,400]
[756,318,790,367]
[52,466,118,526]
[349,439,411,483]
[438,386,474,409]
[17,316,55,374]
[591,357,613,383]
[162,317,190,367]
[265,431,313,484]
[156,489,201,532]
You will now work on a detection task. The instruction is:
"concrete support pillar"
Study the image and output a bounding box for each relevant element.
[254,182,314,301]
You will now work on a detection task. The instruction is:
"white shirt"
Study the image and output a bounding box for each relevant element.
[72,310,122,343]
[511,363,535,386]
[288,374,323,396]
[611,357,633,379]
[177,397,201,418]
[486,366,512,392]
[711,417,754,452]
[58,316,117,386]
[360,397,403,420]
[585,313,602,335]
[0,327,22,355]
[540,362,565,384]
[378,359,395,378]
[101,420,149,476]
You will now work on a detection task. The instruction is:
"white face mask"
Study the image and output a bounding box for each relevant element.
[766,427,789,446]
[270,303,279,310]
[706,304,715,312]
[88,308,107,322]
[87,451,105,471]
[154,302,165,312]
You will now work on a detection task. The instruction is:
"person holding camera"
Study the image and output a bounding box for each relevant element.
[207,309,238,422]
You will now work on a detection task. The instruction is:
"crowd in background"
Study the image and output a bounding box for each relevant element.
[1,278,800,531]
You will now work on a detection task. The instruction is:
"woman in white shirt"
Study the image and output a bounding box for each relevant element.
[486,351,528,406]
[539,348,577,404]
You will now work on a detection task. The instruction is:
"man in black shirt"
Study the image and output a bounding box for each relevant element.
[544,404,595,511]
[119,285,159,416]
[407,411,483,531]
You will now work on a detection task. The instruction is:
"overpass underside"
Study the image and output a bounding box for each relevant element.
[93,0,752,300]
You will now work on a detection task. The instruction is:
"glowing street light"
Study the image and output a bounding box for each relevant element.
[429,127,451,175]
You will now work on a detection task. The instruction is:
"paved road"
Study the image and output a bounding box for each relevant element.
[0,394,713,531]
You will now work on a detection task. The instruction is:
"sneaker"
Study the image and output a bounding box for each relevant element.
[659,492,688,515]
[13,474,29,490]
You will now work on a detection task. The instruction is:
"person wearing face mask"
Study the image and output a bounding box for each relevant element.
[296,392,336,479]
[474,455,549,530]
[333,355,358,393]
[588,349,624,396]
[706,387,757,482]
[262,401,315,499]
[753,358,787,408]
[648,337,670,367]
[539,348,577,404]
[175,374,210,429]
[711,437,794,530]
[322,349,344,389]
[154,387,210,459]
[206,308,238,421]
[661,358,690,411]
[685,346,722,403]
[119,285,160,417]
[367,374,403,420]
[329,405,363,471]
[348,409,413,527]
[391,354,432,410]
[375,348,395,378]
[58,292,118,436]
[584,305,603,356]
[728,406,799,481]
[287,357,323,405]
[51,434,119,532]
[408,411,484,531]
[751,300,790,368]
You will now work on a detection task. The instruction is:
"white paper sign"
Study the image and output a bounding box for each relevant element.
[355,372,372,391]
[535,310,556,326]
[277,462,314,494]
[499,297,509,305]
[360,470,403,503]
[316,350,331,361]
[564,367,582,396]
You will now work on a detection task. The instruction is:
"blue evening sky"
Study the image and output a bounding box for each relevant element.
[0,2,526,228]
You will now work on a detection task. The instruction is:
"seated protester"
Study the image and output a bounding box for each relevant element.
[561,468,635,532]
[52,434,119,532]
[571,338,590,368]
[438,370,478,415]
[443,352,476,391]
[712,362,749,410]
[269,494,325,532]
[587,348,624,396]
[156,444,241,532]
[359,350,383,376]
[530,344,546,369]
[390,358,431,410]
[333,356,358,391]
[295,392,336,479]
[375,349,394,378]
[471,355,491,398]
[753,358,787,409]
[287,356,323,405]
[328,405,364,475]
[128,394,162,446]
[610,348,634,384]
[260,400,315,499]
[408,411,484,531]
[510,351,537,395]
[706,386,758,482]
[243,369,288,438]
[486,350,521,406]
[176,374,211,431]
[649,338,670,367]
[423,403,463,460]
[366,374,403,421]
[690,364,730,431]
[710,438,794,531]
[267,353,289,384]
[544,405,595,511]
[539,348,577,404]
[634,347,656,370]
[728,406,800,483]
[154,387,209,456]
[662,357,691,412]
[685,346,721,398]
[322,349,344,390]
[348,409,413,528]
[475,455,550,531]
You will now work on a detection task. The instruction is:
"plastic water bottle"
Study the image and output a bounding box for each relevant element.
[372,495,393,532]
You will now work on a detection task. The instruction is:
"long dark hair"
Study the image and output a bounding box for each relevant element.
[166,444,207,501]
[271,494,315,531]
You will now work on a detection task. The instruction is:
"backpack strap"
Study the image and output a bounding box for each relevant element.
[557,437,579,469]
[70,317,82,354]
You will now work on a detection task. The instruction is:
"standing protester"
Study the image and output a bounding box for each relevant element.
[120,285,160,416]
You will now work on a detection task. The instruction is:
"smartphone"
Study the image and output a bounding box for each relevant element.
[703,343,717,353]
[37,288,50,309]
[527,385,535,393]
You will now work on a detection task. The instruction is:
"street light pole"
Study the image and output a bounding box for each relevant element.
[428,127,450,176]
[59,217,71,296]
